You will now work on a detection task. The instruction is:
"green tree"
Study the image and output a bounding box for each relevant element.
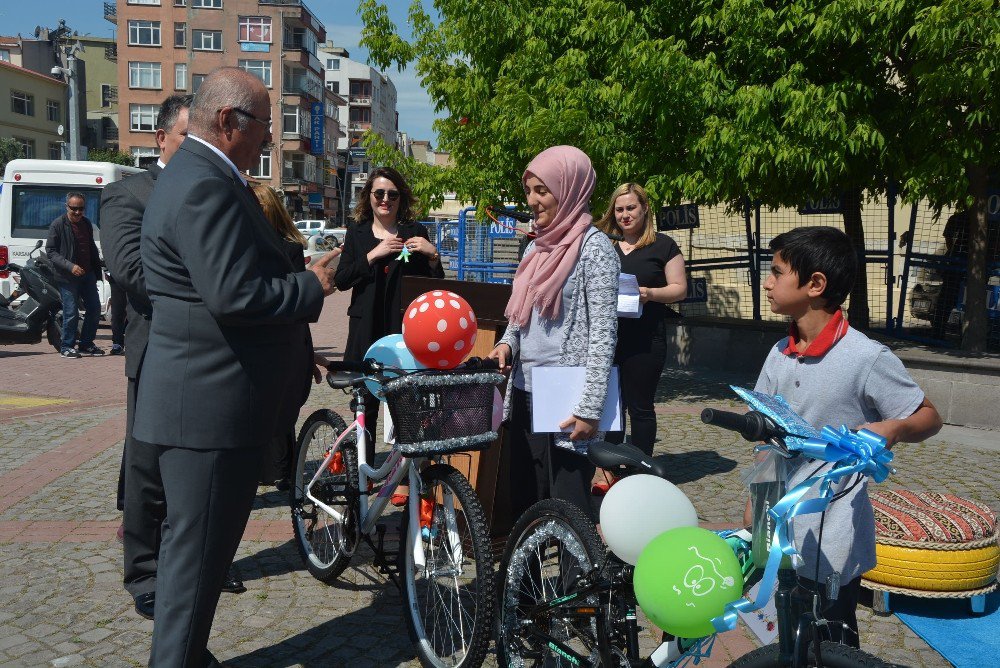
[88,148,135,166]
[0,137,25,175]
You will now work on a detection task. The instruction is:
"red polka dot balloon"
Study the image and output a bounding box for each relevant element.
[402,290,478,369]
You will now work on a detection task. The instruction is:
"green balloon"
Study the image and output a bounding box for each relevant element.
[633,526,744,638]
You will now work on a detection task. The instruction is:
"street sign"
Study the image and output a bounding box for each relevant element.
[310,102,324,157]
[681,277,708,303]
[349,148,366,158]
[347,165,361,173]
[798,196,844,214]
[657,204,700,231]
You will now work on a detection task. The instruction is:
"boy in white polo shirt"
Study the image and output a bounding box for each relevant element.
[750,226,942,647]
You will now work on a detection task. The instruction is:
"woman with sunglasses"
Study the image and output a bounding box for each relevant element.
[335,167,443,466]
[487,145,620,522]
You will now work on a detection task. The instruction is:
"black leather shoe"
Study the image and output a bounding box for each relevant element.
[134,591,155,619]
[220,577,246,594]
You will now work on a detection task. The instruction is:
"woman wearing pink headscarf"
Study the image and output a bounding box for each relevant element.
[488,145,620,521]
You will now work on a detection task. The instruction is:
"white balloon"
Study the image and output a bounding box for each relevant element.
[599,474,699,565]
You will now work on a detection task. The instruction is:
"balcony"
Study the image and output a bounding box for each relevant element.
[349,95,371,106]
[104,2,116,24]
[105,43,117,62]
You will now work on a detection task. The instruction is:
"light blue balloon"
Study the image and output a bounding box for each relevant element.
[364,334,425,400]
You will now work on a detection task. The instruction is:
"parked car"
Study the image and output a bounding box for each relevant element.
[294,220,346,248]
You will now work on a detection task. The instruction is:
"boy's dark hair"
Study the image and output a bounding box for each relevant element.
[769,226,857,307]
[156,94,194,132]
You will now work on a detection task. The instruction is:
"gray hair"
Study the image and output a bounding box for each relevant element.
[189,67,259,136]
[66,191,85,204]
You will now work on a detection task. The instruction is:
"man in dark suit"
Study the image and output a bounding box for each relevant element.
[133,68,337,666]
[102,95,245,623]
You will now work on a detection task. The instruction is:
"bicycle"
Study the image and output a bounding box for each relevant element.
[496,391,893,667]
[290,357,503,668]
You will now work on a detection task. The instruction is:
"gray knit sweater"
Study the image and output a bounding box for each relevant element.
[500,226,621,452]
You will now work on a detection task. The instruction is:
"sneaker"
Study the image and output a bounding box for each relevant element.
[78,344,106,356]
[109,344,125,356]
[61,348,82,359]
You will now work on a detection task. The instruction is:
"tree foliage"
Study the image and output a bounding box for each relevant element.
[0,137,25,175]
[88,148,136,166]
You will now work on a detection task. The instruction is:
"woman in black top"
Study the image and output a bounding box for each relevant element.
[595,183,687,480]
[334,167,444,459]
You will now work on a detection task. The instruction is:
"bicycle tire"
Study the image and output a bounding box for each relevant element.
[730,641,888,667]
[496,498,608,668]
[290,409,359,583]
[399,464,495,668]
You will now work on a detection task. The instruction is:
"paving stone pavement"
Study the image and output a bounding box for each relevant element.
[0,290,993,667]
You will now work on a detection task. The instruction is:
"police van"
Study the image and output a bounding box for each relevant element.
[0,159,142,302]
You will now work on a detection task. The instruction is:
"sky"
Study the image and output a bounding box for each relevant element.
[2,0,442,143]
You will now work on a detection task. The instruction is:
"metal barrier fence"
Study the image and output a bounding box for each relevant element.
[421,196,1000,349]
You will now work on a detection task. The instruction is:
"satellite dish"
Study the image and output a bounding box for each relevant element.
[57,124,65,137]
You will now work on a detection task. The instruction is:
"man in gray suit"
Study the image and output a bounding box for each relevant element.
[134,68,337,666]
[102,95,245,623]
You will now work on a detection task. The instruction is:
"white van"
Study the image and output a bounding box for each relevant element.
[0,159,142,300]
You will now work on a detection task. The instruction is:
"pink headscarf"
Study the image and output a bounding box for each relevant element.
[504,145,596,327]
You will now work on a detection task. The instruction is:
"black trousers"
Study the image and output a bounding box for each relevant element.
[122,377,166,597]
[507,387,597,522]
[796,575,863,649]
[607,322,668,456]
[109,276,127,347]
[150,444,262,667]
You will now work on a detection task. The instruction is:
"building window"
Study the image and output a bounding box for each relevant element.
[46,100,61,123]
[128,20,161,46]
[10,90,33,116]
[248,151,271,179]
[174,0,186,6]
[192,74,206,93]
[15,138,35,159]
[349,107,371,124]
[0,50,10,62]
[192,30,222,51]
[175,63,188,90]
[282,105,301,134]
[349,80,372,97]
[129,61,162,89]
[238,60,271,87]
[101,84,114,108]
[49,143,62,160]
[174,23,186,47]
[192,0,222,8]
[128,0,161,5]
[130,104,159,132]
[239,16,272,43]
[325,81,339,94]
[131,146,160,165]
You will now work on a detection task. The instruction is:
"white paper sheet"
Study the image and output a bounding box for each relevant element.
[617,273,643,318]
[737,580,779,645]
[530,366,623,433]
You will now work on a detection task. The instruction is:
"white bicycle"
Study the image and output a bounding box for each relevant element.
[290,357,502,668]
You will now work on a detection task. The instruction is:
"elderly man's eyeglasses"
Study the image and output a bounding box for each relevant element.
[373,189,400,202]
[229,107,272,131]
[67,206,85,212]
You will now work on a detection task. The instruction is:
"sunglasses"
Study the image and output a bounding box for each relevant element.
[372,189,401,202]
[67,206,85,212]
[229,107,272,132]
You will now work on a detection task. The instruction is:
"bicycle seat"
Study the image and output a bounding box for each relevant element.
[587,441,670,479]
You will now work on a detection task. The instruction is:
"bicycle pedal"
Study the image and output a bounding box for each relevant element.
[421,526,439,541]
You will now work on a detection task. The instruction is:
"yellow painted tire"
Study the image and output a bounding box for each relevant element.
[864,542,1000,591]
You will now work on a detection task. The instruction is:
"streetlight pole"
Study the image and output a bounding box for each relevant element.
[66,46,81,160]
[341,148,351,226]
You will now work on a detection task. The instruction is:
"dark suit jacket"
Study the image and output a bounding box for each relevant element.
[134,137,324,450]
[99,164,160,379]
[334,219,444,362]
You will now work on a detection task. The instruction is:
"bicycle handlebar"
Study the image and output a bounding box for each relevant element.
[325,356,500,390]
[700,408,786,443]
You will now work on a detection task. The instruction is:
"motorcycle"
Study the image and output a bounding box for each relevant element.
[0,240,64,350]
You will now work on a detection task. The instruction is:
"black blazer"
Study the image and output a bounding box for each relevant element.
[99,164,160,379]
[134,137,324,450]
[334,219,444,362]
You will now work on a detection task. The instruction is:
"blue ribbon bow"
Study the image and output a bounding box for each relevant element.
[710,426,893,634]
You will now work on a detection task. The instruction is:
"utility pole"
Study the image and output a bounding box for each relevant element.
[47,20,83,160]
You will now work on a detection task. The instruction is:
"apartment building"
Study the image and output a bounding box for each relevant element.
[317,42,397,209]
[0,59,67,160]
[75,35,120,151]
[110,0,345,220]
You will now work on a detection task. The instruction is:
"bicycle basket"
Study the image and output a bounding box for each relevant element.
[382,371,503,456]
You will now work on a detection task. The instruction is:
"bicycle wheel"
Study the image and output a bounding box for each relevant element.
[497,498,608,668]
[731,641,888,667]
[290,409,359,583]
[399,464,495,668]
